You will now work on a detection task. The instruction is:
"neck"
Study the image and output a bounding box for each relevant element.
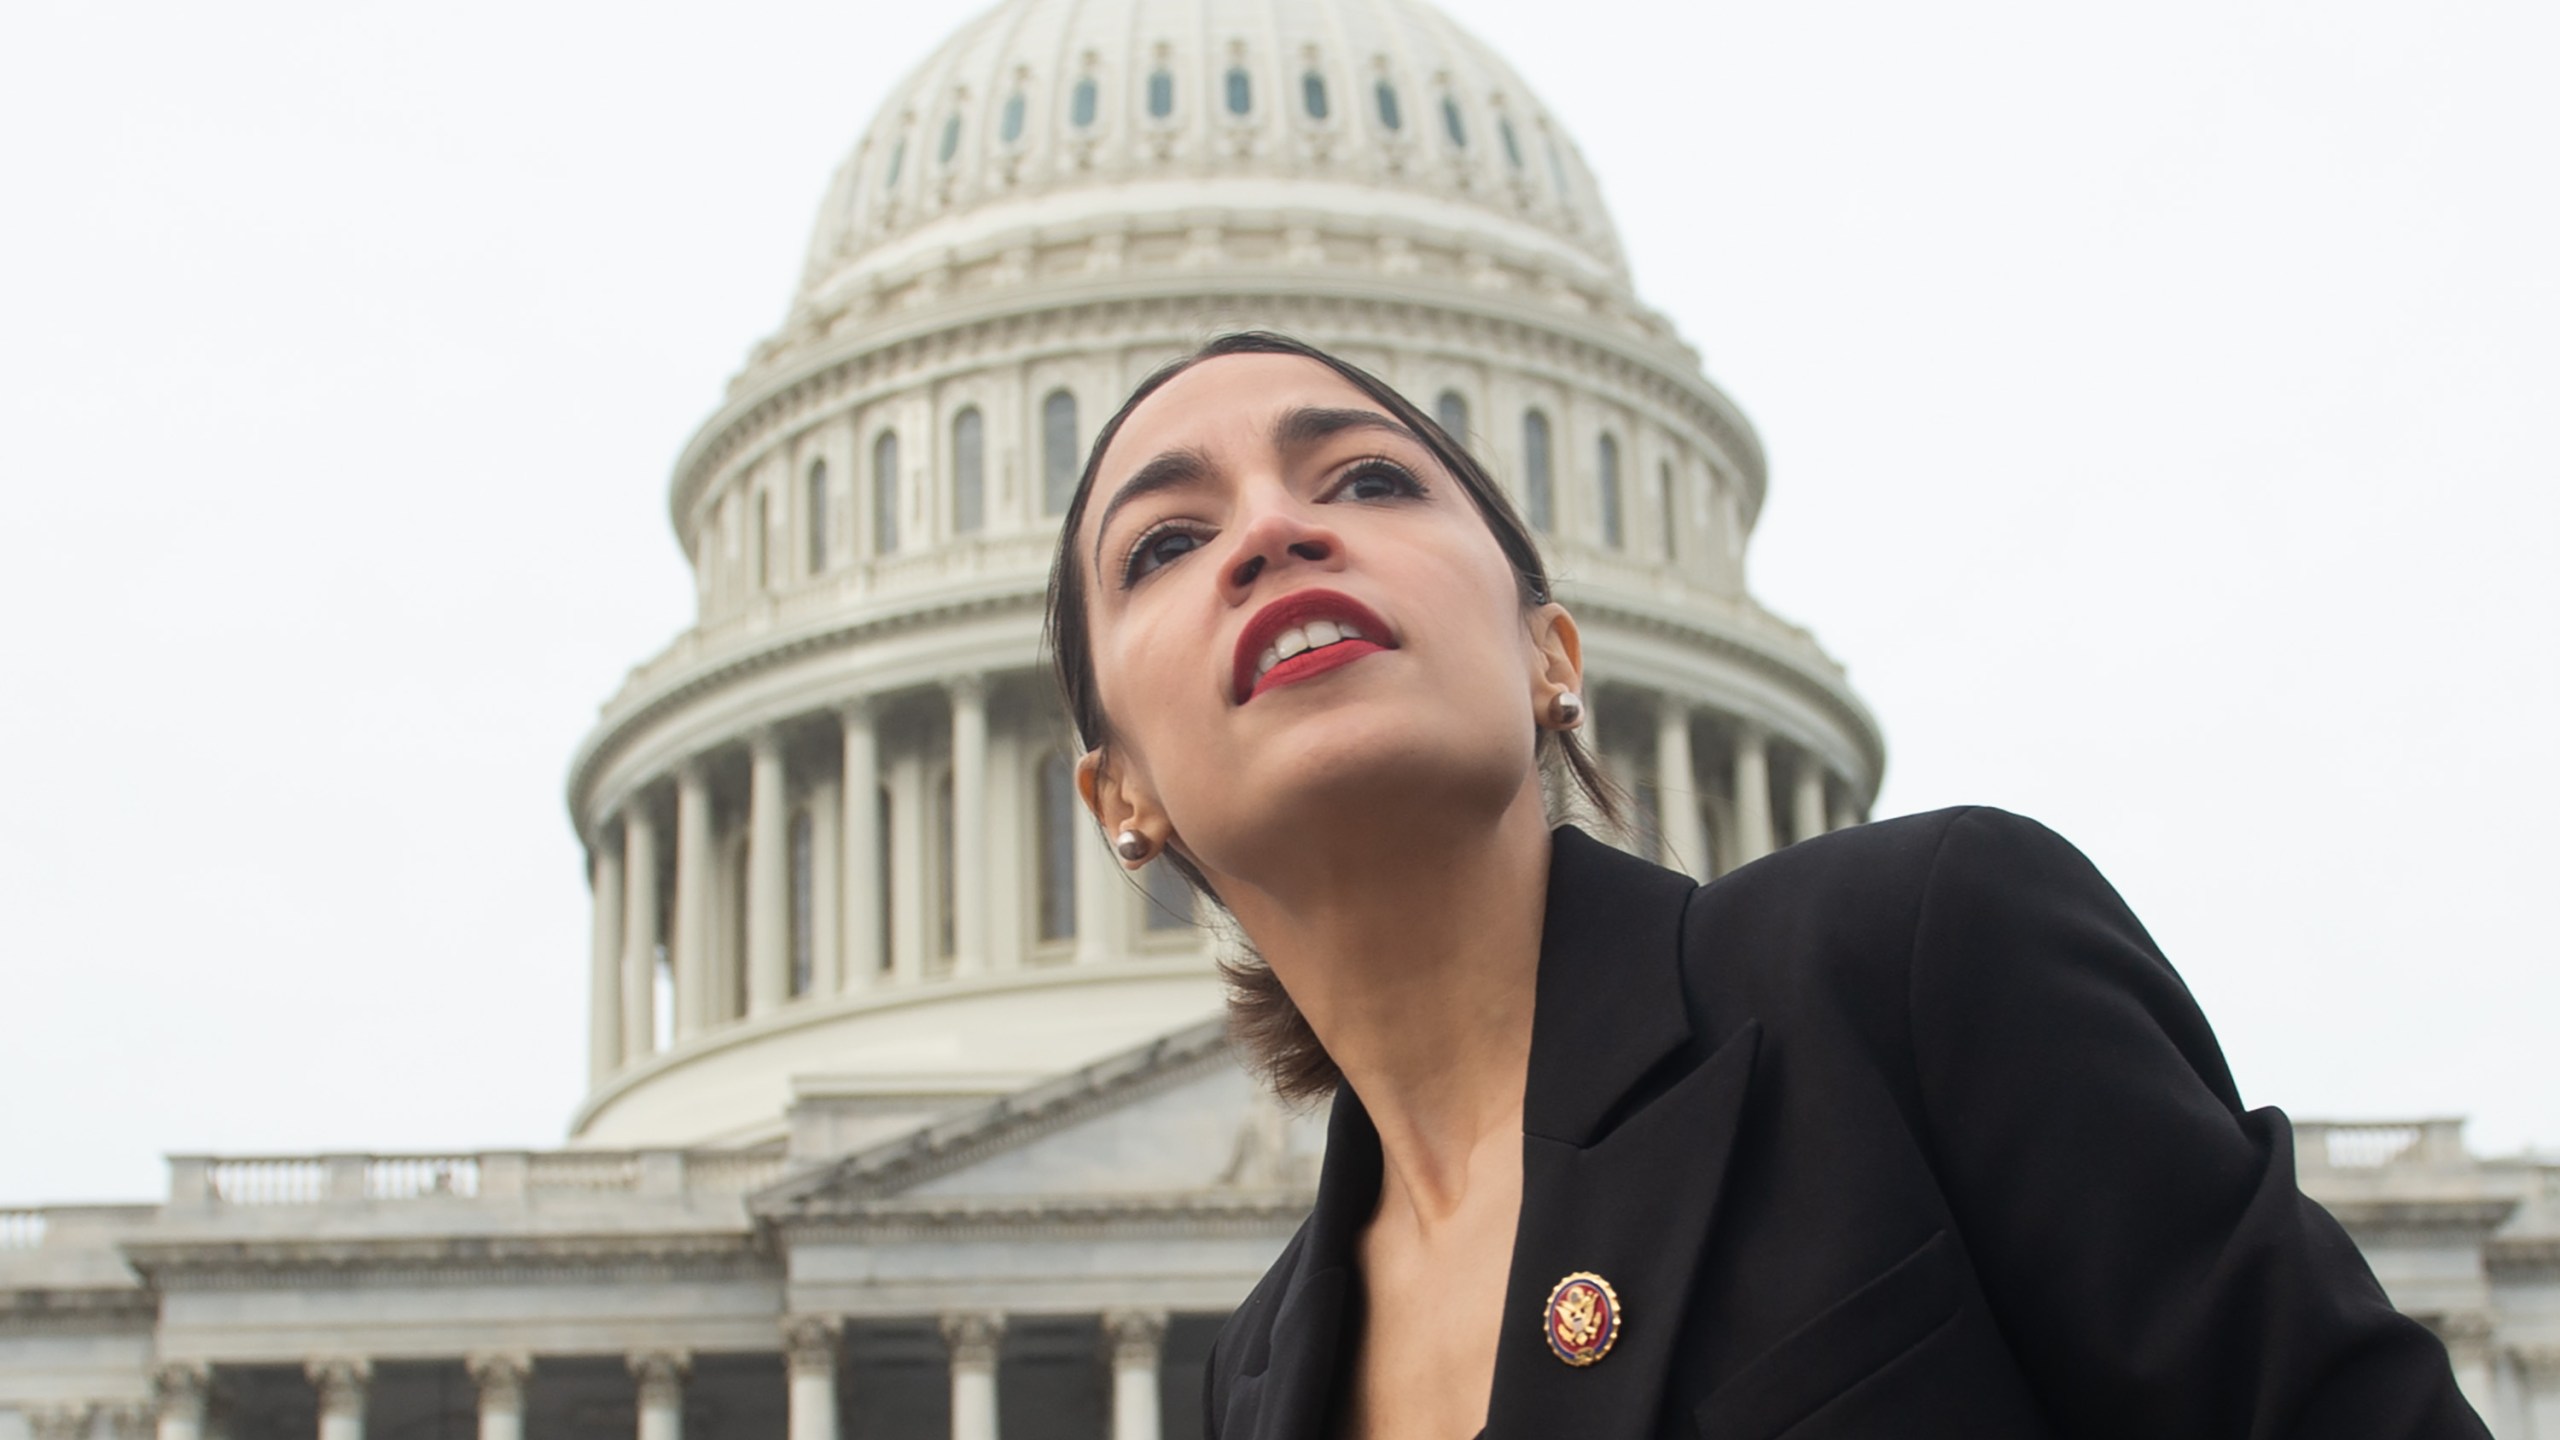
[1212,780,1551,1219]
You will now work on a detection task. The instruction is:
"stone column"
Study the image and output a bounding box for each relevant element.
[1828,793,1862,834]
[942,1311,1006,1440]
[1071,807,1132,968]
[1653,699,1708,880]
[630,1351,690,1440]
[466,1353,531,1440]
[1104,1308,1168,1440]
[153,1361,211,1440]
[748,730,790,1016]
[673,763,715,1038]
[984,720,1027,972]
[589,835,626,1084]
[839,700,884,991]
[888,750,930,980]
[783,1315,844,1440]
[809,776,844,996]
[1790,754,1828,849]
[948,676,990,976]
[2518,1345,2560,1440]
[307,1358,370,1440]
[1730,726,1775,866]
[621,805,661,1060]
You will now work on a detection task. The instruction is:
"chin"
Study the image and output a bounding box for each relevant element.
[1199,702,1534,846]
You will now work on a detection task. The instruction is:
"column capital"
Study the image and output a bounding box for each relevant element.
[838,694,877,724]
[100,1404,152,1440]
[782,1313,844,1373]
[306,1357,372,1413]
[944,672,988,703]
[153,1361,212,1415]
[26,1405,95,1440]
[1103,1307,1169,1364]
[630,1348,692,1403]
[466,1351,533,1405]
[750,725,786,757]
[940,1310,1007,1366]
[2512,1342,2560,1378]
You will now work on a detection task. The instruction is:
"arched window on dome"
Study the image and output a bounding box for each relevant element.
[884,137,906,191]
[805,459,831,576]
[952,406,986,535]
[1442,97,1468,149]
[938,114,962,166]
[1522,409,1554,533]
[872,430,901,556]
[1226,67,1252,116]
[1500,116,1524,169]
[1148,68,1175,120]
[1435,389,1470,445]
[1302,71,1329,120]
[1659,460,1678,562]
[1544,131,1571,199]
[1001,91,1027,145]
[1072,76,1099,129]
[1144,851,1194,932]
[1374,78,1402,132]
[1035,750,1078,944]
[788,808,814,998]
[1598,434,1624,549]
[1042,390,1079,516]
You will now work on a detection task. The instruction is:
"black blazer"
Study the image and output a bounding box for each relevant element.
[1203,807,2487,1440]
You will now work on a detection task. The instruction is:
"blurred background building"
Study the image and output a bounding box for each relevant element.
[4,0,2552,1436]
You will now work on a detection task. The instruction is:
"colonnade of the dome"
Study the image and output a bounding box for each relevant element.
[568,300,1880,1145]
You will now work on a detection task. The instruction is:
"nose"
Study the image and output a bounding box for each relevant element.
[1221,499,1343,599]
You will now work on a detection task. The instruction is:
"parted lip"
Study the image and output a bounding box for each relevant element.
[1231,587,1398,704]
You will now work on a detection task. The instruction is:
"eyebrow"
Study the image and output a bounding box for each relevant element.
[1087,405,1428,573]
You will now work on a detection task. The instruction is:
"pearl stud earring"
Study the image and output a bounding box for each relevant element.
[1552,690,1585,728]
[1115,829,1152,862]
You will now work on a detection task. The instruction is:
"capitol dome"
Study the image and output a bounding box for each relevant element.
[565,0,1884,1151]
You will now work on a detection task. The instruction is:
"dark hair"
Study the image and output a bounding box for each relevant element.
[1042,331,1621,1102]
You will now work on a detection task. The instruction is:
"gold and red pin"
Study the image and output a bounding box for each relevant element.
[1543,1271,1621,1366]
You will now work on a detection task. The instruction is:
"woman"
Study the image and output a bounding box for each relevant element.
[1043,332,2484,1440]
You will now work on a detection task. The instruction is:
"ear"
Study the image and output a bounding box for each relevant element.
[1527,602,1584,722]
[1076,747,1171,868]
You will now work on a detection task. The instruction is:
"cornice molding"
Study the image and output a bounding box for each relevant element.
[121,1231,775,1292]
[0,1284,157,1336]
[781,1189,1315,1245]
[2320,1197,2518,1237]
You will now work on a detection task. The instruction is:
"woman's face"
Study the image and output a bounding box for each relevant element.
[1074,352,1576,887]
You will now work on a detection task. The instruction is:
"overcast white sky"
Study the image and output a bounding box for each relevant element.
[3,1,2552,1206]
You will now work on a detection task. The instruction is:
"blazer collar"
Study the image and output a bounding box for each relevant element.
[1248,825,1756,1440]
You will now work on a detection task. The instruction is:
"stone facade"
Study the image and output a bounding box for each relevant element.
[5,0,2550,1435]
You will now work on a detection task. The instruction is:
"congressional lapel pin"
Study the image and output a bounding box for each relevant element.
[1543,1271,1622,1367]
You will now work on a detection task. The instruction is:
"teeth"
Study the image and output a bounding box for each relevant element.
[1253,616,1379,684]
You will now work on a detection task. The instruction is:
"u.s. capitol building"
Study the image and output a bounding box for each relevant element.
[6,0,2554,1435]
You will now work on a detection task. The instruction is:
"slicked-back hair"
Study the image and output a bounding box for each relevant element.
[1042,331,1622,1103]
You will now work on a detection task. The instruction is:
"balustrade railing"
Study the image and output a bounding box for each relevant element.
[2297,1119,2470,1171]
[0,1209,46,1248]
[170,1147,784,1208]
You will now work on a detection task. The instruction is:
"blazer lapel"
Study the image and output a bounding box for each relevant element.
[1484,826,1762,1440]
[1237,1084,1381,1440]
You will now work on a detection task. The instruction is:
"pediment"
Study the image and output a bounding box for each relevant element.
[755,1019,1326,1221]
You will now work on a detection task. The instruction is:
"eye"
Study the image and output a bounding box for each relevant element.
[1331,457,1428,503]
[1121,520,1210,585]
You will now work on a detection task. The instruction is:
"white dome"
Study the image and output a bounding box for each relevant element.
[795,0,1630,321]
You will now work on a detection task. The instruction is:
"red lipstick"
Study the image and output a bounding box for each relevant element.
[1232,588,1397,705]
